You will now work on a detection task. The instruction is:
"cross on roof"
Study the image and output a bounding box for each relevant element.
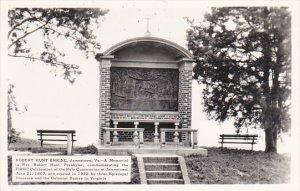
[144,17,151,37]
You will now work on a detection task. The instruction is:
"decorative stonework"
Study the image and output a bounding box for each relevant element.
[111,67,179,111]
[110,110,180,121]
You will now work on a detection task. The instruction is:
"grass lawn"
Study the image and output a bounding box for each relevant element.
[185,147,290,184]
[8,138,290,184]
[8,137,99,154]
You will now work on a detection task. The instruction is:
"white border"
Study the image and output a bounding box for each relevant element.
[1,1,299,191]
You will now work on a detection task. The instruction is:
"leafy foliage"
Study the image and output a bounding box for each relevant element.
[8,8,108,83]
[187,7,291,152]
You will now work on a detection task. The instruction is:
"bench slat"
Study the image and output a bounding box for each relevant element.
[219,142,257,144]
[37,134,76,136]
[37,130,76,133]
[220,134,258,137]
[39,139,77,141]
[37,130,76,148]
[219,134,258,151]
[219,137,257,140]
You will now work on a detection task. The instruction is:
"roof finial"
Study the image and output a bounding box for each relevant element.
[144,17,151,37]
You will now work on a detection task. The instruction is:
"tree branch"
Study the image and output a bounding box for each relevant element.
[8,53,80,82]
[8,53,64,67]
[8,53,44,62]
[44,27,82,43]
[8,17,42,38]
[44,26,97,50]
[8,21,49,50]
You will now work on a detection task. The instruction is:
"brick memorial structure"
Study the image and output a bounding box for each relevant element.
[95,37,197,148]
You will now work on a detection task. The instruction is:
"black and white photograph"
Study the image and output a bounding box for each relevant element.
[0,1,299,191]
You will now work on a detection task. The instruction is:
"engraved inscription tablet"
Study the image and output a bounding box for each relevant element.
[111,67,178,111]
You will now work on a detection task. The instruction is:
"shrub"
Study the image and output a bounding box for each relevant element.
[75,144,98,154]
[8,127,20,146]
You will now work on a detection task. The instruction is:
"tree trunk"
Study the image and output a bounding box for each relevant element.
[263,106,278,152]
[8,108,12,146]
[265,127,277,152]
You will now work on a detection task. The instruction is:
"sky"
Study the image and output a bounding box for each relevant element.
[4,1,294,153]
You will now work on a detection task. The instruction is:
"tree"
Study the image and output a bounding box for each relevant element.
[8,84,22,146]
[186,7,291,152]
[8,8,108,83]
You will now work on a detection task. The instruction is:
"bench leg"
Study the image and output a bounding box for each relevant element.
[40,133,43,148]
[72,133,74,149]
[221,137,224,151]
[67,134,72,155]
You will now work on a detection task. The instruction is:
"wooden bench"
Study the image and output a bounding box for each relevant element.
[37,130,76,148]
[219,134,258,151]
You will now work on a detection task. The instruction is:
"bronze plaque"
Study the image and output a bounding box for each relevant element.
[111,67,178,111]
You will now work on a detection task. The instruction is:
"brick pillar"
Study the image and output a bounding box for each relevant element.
[178,58,193,144]
[96,55,114,145]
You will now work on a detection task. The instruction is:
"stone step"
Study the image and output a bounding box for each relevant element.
[147,178,184,184]
[146,171,182,179]
[143,157,178,164]
[144,163,180,171]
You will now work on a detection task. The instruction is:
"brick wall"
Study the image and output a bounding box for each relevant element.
[99,56,113,144]
[178,61,193,142]
[178,69,192,128]
[178,62,193,124]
